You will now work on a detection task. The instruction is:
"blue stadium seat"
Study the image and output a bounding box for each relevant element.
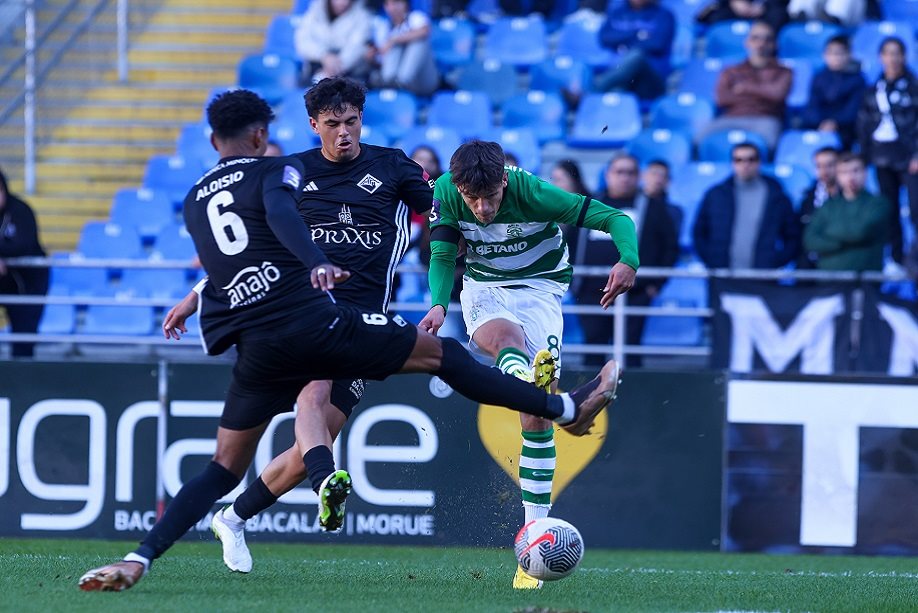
[641,274,708,347]
[176,122,218,170]
[529,56,591,100]
[486,128,540,172]
[500,90,565,144]
[568,92,641,148]
[120,268,190,300]
[426,90,492,139]
[778,21,843,60]
[270,116,317,154]
[483,16,547,67]
[359,125,390,147]
[48,255,111,296]
[698,128,769,163]
[151,224,197,261]
[397,126,462,169]
[626,128,692,167]
[363,89,417,141]
[82,303,155,336]
[774,130,841,175]
[881,0,918,21]
[431,17,475,68]
[110,188,175,242]
[143,155,202,206]
[237,53,298,105]
[853,21,915,79]
[782,59,814,109]
[661,0,707,29]
[703,20,750,61]
[78,222,144,260]
[670,162,731,248]
[678,58,725,100]
[649,92,715,135]
[456,59,518,107]
[671,23,694,69]
[554,19,615,69]
[291,0,312,14]
[766,163,813,208]
[38,304,75,335]
[264,14,300,57]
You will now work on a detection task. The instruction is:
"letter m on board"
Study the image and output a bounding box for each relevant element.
[720,294,845,374]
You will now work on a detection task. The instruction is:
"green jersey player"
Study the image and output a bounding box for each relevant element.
[419,140,639,589]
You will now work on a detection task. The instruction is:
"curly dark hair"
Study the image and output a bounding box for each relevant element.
[206,89,275,140]
[448,140,505,195]
[304,77,366,119]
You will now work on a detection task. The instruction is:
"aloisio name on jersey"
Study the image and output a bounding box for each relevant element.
[222,261,282,309]
[195,171,245,201]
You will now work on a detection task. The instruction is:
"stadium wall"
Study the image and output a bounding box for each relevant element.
[1,363,916,555]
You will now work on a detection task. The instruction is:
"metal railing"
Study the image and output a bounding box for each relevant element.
[1,257,912,363]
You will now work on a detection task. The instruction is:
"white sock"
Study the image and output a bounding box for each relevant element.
[554,393,576,424]
[122,552,150,575]
[222,504,245,527]
[523,503,551,524]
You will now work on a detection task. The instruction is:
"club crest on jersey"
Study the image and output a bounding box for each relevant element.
[357,173,382,194]
[507,224,523,238]
[338,204,353,225]
[282,165,301,190]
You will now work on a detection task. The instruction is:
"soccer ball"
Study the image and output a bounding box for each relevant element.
[514,517,584,581]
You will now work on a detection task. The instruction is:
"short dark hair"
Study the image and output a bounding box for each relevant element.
[825,35,850,51]
[731,142,761,160]
[449,140,505,194]
[813,146,839,158]
[206,89,275,140]
[837,151,864,166]
[305,77,366,119]
[879,36,906,55]
[645,158,670,171]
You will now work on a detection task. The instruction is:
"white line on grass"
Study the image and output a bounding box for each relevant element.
[579,566,918,579]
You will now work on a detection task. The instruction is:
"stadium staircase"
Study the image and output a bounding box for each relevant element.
[0,0,287,252]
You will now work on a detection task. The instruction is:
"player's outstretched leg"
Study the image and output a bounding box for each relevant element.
[562,359,621,436]
[212,505,253,573]
[318,470,352,533]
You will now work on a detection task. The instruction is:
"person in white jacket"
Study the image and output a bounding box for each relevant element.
[295,0,374,85]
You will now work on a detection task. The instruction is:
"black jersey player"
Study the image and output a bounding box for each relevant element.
[163,78,438,573]
[78,89,619,593]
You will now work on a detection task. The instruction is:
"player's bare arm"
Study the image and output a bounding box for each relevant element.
[162,290,198,339]
[419,304,446,335]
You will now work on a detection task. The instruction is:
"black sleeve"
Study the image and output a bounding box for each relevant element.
[394,150,434,214]
[0,200,40,258]
[262,158,330,270]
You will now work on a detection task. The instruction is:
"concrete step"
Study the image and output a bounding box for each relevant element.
[82,85,211,104]
[34,161,148,181]
[64,105,202,122]
[128,49,251,66]
[50,123,180,141]
[116,66,237,85]
[132,30,265,47]
[43,143,173,161]
[161,0,288,9]
[39,179,139,197]
[147,11,276,28]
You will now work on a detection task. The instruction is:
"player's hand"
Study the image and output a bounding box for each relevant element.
[163,290,199,340]
[600,262,636,309]
[419,305,446,335]
[909,158,918,175]
[311,264,350,291]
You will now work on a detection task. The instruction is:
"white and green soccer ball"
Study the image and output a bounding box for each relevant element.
[514,517,584,581]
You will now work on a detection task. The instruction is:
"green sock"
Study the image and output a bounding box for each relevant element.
[497,347,531,381]
[519,428,555,517]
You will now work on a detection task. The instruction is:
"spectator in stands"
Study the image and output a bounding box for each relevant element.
[787,0,865,25]
[550,159,591,197]
[570,152,679,366]
[692,142,801,268]
[800,36,865,148]
[503,151,521,168]
[799,146,840,266]
[370,0,439,96]
[590,0,676,101]
[803,153,889,271]
[856,36,918,265]
[641,159,685,242]
[294,0,373,85]
[0,168,48,357]
[410,145,443,181]
[696,0,788,32]
[264,141,284,157]
[698,21,792,151]
[498,0,554,15]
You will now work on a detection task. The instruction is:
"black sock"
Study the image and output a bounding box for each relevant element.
[232,476,278,521]
[433,337,564,420]
[304,445,336,493]
[135,461,239,562]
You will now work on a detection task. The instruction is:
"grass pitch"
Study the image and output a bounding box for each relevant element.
[1,538,915,612]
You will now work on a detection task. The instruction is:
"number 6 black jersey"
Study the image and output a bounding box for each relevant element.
[294,144,433,311]
[183,155,332,355]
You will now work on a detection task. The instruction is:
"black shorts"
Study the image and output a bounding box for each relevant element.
[330,378,365,418]
[220,305,416,430]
